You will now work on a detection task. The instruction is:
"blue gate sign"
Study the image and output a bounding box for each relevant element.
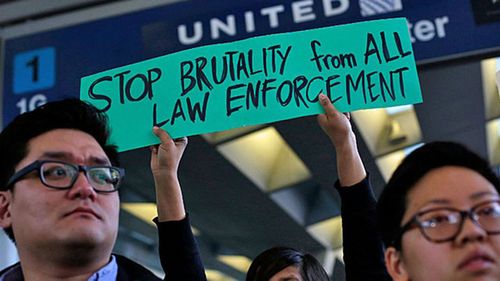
[13,47,56,95]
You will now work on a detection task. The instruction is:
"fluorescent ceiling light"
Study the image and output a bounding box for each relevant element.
[217,255,252,273]
[205,269,236,281]
[306,216,342,249]
[121,203,199,235]
[375,143,424,181]
[217,127,311,192]
[121,203,158,227]
[202,125,263,144]
[385,104,413,115]
[496,57,500,97]
[486,119,500,165]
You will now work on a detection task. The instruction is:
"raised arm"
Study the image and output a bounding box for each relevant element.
[316,94,390,281]
[316,93,366,186]
[151,126,187,222]
[150,127,207,281]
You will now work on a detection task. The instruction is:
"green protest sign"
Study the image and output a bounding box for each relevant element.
[81,18,422,152]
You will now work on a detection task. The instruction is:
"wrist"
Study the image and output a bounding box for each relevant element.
[333,131,357,152]
[153,169,178,180]
[153,173,180,188]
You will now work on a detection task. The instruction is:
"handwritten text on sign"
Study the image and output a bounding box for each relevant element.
[80,18,422,152]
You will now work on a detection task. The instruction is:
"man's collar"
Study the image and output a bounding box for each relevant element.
[88,255,118,281]
[0,255,117,281]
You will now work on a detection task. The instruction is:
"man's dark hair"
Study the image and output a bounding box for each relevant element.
[376,141,500,250]
[0,99,118,241]
[246,247,330,281]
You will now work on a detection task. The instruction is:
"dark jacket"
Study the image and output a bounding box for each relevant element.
[335,176,391,281]
[0,255,161,281]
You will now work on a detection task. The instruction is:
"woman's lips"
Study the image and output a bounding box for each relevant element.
[458,251,495,272]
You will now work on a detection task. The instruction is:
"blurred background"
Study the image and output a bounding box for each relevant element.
[1,0,500,280]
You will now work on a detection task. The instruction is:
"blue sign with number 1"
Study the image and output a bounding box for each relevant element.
[13,47,56,95]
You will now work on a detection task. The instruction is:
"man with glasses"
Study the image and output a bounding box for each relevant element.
[5,161,124,193]
[0,99,206,280]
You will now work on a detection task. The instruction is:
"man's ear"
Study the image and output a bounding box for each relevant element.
[0,191,12,228]
[385,247,410,281]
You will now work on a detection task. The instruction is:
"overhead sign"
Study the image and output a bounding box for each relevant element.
[3,0,500,128]
[81,18,421,152]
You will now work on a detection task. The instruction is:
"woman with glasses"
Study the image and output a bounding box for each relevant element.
[377,142,500,281]
[318,93,500,281]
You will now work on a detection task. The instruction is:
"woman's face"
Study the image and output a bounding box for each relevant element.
[386,166,500,281]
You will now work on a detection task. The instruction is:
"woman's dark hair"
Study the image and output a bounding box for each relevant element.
[0,98,119,242]
[246,247,330,281]
[376,141,500,250]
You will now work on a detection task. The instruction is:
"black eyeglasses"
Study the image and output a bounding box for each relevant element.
[6,160,125,193]
[398,200,500,244]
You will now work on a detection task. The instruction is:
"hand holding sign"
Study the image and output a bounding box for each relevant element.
[317,93,353,147]
[317,93,367,187]
[150,127,188,221]
[81,18,422,152]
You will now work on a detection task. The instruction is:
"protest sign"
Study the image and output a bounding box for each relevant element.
[81,18,422,152]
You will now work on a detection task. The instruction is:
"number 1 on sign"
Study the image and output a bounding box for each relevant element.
[13,47,55,94]
[26,56,39,82]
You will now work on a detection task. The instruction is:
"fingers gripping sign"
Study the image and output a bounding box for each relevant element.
[316,93,354,147]
[150,127,188,177]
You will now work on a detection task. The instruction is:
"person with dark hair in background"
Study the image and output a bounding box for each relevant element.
[245,247,330,281]
[0,99,206,281]
[378,141,500,281]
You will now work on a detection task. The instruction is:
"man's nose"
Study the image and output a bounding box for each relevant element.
[66,172,97,200]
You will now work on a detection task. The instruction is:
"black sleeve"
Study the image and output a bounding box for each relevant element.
[334,176,391,281]
[154,215,207,281]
